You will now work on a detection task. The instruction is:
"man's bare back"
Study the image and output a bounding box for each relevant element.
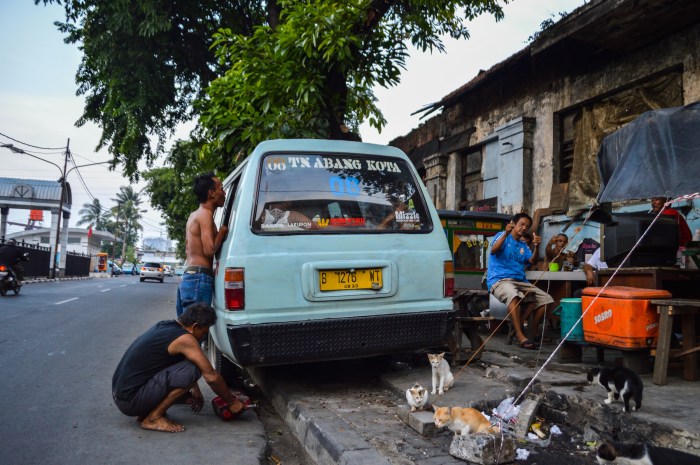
[184,175,228,269]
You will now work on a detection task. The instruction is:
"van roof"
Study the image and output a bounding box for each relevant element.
[250,139,407,160]
[223,139,411,187]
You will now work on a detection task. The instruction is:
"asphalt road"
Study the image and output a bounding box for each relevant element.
[0,276,267,465]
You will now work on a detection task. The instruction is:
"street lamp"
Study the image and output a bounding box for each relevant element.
[2,142,110,278]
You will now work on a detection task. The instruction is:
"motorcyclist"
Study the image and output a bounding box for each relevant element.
[0,239,27,283]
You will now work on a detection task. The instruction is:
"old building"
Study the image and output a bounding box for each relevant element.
[392,0,700,223]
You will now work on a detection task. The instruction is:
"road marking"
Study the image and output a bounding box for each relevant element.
[120,285,127,288]
[101,289,111,292]
[55,298,78,305]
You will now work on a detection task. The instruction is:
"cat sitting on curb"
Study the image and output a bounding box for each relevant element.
[434,407,500,436]
[427,352,454,395]
[587,367,643,413]
[405,384,429,412]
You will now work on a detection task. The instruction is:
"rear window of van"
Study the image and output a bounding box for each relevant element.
[253,152,432,233]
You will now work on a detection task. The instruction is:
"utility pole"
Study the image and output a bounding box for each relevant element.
[52,139,70,279]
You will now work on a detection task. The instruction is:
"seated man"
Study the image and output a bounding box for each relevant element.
[544,233,578,271]
[650,196,692,247]
[112,303,247,432]
[486,213,553,349]
[582,247,608,287]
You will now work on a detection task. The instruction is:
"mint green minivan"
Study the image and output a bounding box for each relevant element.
[208,139,454,367]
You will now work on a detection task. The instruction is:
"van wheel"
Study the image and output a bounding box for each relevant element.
[206,333,245,388]
[140,278,144,282]
[160,278,164,283]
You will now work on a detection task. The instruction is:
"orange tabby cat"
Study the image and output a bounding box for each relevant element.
[434,407,500,436]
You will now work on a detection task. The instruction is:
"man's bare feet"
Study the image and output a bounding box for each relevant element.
[140,416,185,433]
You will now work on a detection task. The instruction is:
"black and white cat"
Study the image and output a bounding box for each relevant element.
[587,367,643,412]
[597,439,700,464]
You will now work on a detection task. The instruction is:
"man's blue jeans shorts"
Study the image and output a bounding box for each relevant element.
[176,271,214,316]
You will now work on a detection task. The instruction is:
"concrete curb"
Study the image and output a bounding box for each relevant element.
[250,368,392,465]
[255,345,700,464]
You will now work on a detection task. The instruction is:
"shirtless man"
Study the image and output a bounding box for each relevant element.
[112,303,247,432]
[176,172,228,317]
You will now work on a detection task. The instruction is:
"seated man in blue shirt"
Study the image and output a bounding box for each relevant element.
[487,213,553,349]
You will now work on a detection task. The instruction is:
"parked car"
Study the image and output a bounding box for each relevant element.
[140,262,164,283]
[207,139,454,368]
[175,266,185,276]
[121,262,136,275]
[164,265,174,277]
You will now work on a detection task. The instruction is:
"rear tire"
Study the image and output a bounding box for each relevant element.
[13,285,20,295]
[140,278,144,282]
[159,278,164,283]
[0,287,6,296]
[206,333,245,388]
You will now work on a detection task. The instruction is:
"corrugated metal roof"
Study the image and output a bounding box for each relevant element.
[0,177,71,209]
[0,177,62,201]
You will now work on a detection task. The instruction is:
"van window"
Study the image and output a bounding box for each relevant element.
[253,152,432,233]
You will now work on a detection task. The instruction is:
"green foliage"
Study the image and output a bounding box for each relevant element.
[76,198,109,230]
[142,140,213,258]
[38,0,266,180]
[526,11,569,43]
[39,0,507,242]
[200,0,507,163]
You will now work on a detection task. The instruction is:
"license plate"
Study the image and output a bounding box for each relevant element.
[319,268,383,291]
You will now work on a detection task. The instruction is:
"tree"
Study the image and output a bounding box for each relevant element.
[76,198,109,230]
[201,0,504,167]
[142,140,206,259]
[107,186,146,260]
[40,0,505,178]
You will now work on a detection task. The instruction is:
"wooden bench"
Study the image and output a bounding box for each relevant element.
[651,298,700,385]
[448,289,493,364]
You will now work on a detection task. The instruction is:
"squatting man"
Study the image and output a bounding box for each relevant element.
[112,303,247,432]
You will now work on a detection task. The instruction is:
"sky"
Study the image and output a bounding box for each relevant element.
[0,0,586,242]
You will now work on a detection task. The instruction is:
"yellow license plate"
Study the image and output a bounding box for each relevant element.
[319,268,383,291]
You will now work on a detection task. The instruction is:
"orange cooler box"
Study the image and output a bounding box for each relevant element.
[581,286,671,349]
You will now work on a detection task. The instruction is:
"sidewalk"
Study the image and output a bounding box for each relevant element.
[22,272,117,283]
[258,329,700,464]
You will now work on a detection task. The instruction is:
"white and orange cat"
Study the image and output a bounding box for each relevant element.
[405,384,429,412]
[434,407,500,436]
[427,352,454,395]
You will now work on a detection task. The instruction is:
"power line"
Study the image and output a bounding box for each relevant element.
[0,131,66,151]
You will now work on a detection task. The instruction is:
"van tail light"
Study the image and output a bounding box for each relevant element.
[443,261,454,298]
[225,267,245,310]
[0,265,7,272]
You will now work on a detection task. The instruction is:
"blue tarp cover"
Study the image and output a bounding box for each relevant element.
[597,101,700,203]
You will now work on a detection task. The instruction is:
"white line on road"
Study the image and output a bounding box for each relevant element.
[120,285,127,288]
[55,298,78,305]
[101,289,111,292]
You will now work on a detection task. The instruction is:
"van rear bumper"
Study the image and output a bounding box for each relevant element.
[226,310,455,366]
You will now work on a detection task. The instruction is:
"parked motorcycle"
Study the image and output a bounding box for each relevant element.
[0,252,29,296]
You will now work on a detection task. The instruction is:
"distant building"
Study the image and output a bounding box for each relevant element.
[142,236,172,252]
[8,227,115,256]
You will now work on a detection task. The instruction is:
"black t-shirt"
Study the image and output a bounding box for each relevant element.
[112,320,188,400]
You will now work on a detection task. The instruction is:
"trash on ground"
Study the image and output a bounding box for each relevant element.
[515,448,530,460]
[492,396,520,425]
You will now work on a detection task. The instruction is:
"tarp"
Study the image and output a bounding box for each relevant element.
[596,101,700,203]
